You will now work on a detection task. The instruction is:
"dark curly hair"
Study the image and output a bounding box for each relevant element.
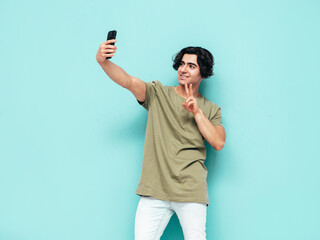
[172,46,214,79]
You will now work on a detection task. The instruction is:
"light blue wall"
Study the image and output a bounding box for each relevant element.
[1,0,320,239]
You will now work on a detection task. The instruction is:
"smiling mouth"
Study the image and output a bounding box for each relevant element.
[180,75,188,79]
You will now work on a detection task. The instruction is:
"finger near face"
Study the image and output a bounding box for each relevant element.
[189,84,193,96]
[185,83,189,97]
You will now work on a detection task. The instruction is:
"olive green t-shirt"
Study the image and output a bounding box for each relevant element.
[136,81,223,204]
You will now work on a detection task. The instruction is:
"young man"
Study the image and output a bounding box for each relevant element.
[96,39,226,240]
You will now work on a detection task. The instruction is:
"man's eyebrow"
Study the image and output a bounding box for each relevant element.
[180,60,198,67]
[187,62,198,67]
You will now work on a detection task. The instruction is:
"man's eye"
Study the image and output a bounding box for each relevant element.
[180,62,184,65]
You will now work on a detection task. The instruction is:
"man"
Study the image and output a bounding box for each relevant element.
[96,38,226,240]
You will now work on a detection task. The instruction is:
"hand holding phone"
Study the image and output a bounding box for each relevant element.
[96,30,117,63]
[106,30,117,59]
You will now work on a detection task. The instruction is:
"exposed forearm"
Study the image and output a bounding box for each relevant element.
[98,60,132,89]
[193,109,226,151]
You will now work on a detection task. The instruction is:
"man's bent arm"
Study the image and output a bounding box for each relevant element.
[96,40,146,102]
[194,109,226,151]
[98,60,146,102]
[182,84,226,151]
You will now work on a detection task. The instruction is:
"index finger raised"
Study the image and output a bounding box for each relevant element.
[189,84,193,97]
[185,83,190,97]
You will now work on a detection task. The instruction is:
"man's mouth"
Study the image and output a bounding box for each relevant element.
[180,74,188,80]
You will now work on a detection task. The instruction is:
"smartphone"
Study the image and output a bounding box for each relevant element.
[106,30,117,59]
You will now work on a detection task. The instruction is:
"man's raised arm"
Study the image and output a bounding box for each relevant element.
[96,39,146,103]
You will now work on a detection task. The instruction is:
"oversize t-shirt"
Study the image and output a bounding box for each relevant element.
[136,81,223,204]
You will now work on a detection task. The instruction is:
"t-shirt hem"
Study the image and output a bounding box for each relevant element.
[136,190,209,205]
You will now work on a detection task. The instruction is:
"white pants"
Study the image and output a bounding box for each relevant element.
[135,196,207,240]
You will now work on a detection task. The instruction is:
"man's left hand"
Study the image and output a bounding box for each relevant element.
[182,84,199,115]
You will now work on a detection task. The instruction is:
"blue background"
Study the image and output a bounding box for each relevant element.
[1,0,320,239]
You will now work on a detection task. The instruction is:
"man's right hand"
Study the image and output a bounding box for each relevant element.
[96,39,117,63]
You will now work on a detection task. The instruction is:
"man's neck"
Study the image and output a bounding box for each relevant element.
[174,84,200,98]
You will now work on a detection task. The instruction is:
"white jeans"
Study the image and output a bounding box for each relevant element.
[135,196,207,240]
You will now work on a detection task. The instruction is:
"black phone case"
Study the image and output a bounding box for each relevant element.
[106,30,117,59]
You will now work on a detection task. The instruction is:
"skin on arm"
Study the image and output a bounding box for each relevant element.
[96,39,146,102]
[182,84,226,151]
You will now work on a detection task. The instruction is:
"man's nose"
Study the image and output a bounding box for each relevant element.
[181,65,187,72]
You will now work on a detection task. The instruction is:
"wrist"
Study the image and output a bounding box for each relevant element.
[193,108,203,118]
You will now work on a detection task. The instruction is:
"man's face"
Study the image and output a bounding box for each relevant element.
[177,54,202,86]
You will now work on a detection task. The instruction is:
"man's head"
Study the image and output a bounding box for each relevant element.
[173,46,214,80]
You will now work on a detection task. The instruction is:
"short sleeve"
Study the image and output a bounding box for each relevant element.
[210,106,223,127]
[137,81,161,110]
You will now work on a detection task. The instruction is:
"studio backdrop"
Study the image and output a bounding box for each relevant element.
[1,0,319,239]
